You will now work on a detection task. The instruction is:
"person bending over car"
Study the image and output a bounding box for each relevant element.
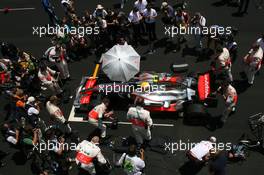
[87,98,114,138]
[186,136,217,165]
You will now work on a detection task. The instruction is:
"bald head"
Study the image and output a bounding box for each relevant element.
[91,136,100,144]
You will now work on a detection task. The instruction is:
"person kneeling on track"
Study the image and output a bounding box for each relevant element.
[187,136,217,165]
[75,136,107,175]
[87,98,114,138]
[127,99,153,148]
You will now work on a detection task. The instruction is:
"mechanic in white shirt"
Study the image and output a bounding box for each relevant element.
[212,46,233,82]
[76,136,106,175]
[88,98,113,138]
[187,136,216,162]
[117,144,145,175]
[214,81,238,123]
[243,43,263,85]
[134,0,148,14]
[127,100,153,146]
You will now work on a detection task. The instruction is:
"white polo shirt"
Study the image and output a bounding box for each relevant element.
[190,141,214,161]
[118,153,145,175]
[143,8,157,23]
[128,11,142,24]
[134,0,148,13]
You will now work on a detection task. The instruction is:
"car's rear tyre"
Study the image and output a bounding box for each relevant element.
[184,103,208,124]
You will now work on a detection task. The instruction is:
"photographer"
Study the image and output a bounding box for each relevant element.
[20,125,40,159]
[117,144,145,175]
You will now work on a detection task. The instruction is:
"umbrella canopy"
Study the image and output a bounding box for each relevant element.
[101,44,140,82]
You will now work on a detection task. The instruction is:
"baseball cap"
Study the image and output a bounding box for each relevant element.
[27,96,35,104]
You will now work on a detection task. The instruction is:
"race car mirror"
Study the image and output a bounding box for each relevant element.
[163,101,170,108]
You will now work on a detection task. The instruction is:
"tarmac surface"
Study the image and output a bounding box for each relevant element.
[0,0,264,175]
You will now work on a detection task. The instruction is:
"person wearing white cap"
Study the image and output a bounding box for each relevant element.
[187,136,217,163]
[160,1,174,25]
[93,4,108,19]
[26,96,41,127]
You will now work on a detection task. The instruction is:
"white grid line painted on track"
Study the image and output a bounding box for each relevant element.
[68,106,174,127]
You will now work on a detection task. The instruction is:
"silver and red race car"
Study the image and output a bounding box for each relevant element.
[73,69,216,117]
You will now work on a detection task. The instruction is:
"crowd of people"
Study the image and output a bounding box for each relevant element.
[0,0,264,175]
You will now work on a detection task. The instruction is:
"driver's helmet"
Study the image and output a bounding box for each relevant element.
[140,81,150,91]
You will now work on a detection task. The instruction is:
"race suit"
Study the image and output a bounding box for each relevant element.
[127,106,153,145]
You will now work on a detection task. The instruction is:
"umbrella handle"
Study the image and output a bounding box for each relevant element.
[92,64,100,79]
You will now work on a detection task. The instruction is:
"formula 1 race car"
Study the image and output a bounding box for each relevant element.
[73,67,217,118]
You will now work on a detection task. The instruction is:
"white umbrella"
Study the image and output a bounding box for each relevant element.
[101,44,140,82]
